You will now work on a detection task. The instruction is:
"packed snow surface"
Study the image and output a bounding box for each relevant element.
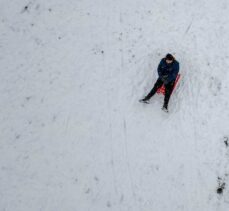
[1,0,229,210]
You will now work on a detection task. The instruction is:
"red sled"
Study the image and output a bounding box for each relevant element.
[157,74,181,95]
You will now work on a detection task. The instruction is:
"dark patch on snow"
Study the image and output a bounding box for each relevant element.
[48,8,52,12]
[24,6,29,11]
[217,185,225,194]
[224,136,228,147]
[92,47,104,55]
[94,176,99,182]
[26,96,32,101]
[15,134,21,139]
[21,3,31,13]
[74,178,78,183]
[85,188,90,194]
[52,115,57,122]
[217,177,226,195]
[217,82,222,92]
[106,201,111,208]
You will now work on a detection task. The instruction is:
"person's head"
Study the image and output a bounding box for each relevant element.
[165,53,174,64]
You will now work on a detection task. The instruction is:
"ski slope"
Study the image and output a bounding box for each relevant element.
[1,0,229,210]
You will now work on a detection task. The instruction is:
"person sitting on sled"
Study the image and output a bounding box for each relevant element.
[140,53,179,112]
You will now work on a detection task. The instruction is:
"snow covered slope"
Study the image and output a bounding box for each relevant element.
[1,0,229,210]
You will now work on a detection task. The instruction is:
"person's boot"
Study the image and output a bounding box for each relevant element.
[139,98,149,104]
[162,104,168,112]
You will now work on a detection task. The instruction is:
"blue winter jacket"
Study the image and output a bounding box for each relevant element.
[157,58,179,83]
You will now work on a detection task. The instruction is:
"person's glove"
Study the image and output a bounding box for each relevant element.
[161,75,169,83]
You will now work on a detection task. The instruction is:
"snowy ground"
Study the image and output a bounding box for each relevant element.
[1,0,229,210]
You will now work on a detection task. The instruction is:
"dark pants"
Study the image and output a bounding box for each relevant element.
[144,78,175,108]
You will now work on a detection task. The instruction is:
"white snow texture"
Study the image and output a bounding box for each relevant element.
[1,0,229,211]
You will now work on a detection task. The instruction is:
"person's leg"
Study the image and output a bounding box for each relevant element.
[163,80,175,109]
[144,78,163,100]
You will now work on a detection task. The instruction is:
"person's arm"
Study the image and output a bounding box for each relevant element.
[166,62,179,83]
[172,62,179,80]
